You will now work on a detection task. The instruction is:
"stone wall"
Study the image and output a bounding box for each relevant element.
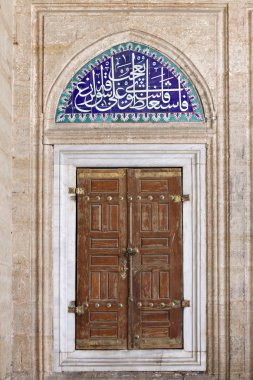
[0,0,13,379]
[11,3,35,379]
[8,0,253,379]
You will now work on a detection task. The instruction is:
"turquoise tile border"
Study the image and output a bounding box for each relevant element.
[55,42,205,123]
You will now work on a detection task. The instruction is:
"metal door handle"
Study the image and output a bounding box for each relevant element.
[122,247,139,258]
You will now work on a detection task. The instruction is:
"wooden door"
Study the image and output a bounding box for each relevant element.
[76,169,128,349]
[76,168,183,350]
[128,169,183,349]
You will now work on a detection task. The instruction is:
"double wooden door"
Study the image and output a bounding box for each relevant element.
[76,168,184,350]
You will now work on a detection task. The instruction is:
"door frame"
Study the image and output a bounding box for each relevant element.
[53,143,206,372]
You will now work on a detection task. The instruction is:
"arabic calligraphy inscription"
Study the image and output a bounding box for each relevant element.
[56,43,204,123]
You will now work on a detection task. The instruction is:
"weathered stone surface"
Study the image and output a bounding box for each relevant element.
[45,373,184,380]
[0,0,252,379]
[0,0,13,379]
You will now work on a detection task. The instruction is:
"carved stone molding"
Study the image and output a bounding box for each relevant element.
[53,144,206,372]
[30,3,229,378]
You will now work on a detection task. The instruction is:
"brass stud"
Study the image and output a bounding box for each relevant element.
[137,302,142,308]
[160,302,166,308]
[96,195,101,201]
[119,196,124,201]
[160,195,165,200]
[148,195,153,200]
[118,303,124,308]
[95,303,100,308]
[137,195,142,200]
[171,301,176,308]
[128,196,133,201]
[106,303,112,308]
[84,196,90,201]
[148,302,154,307]
[107,196,112,201]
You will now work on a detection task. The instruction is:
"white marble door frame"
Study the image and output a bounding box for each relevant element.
[53,144,206,372]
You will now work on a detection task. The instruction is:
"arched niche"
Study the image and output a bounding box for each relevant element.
[44,30,215,130]
[55,42,204,123]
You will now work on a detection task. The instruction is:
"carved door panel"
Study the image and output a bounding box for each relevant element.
[128,169,183,349]
[76,169,128,349]
[76,168,183,350]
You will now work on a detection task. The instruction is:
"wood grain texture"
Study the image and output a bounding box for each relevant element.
[76,168,183,350]
[128,168,183,349]
[76,169,128,349]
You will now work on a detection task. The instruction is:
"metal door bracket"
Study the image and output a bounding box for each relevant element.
[68,187,85,195]
[136,299,190,309]
[68,301,76,313]
[170,194,190,203]
[120,258,128,280]
[181,299,190,307]
[68,301,89,315]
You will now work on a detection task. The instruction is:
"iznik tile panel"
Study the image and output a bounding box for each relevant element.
[56,42,204,123]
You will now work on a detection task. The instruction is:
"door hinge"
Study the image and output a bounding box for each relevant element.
[68,301,89,315]
[170,194,190,203]
[181,299,190,307]
[68,187,85,195]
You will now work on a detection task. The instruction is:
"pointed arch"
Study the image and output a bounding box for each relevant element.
[55,41,205,123]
